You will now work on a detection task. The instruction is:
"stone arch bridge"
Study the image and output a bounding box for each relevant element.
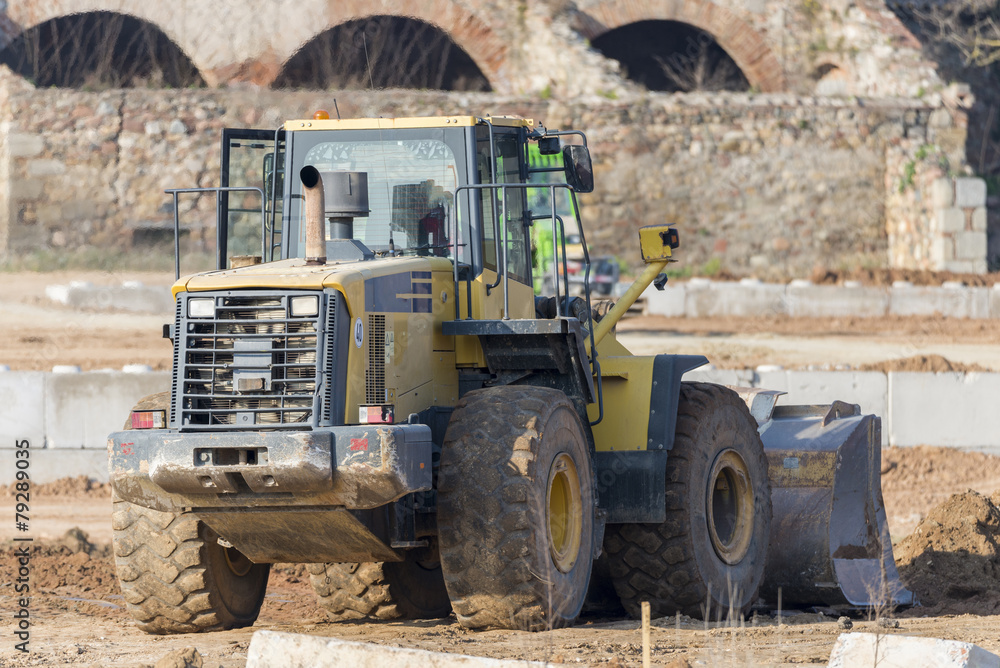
[0,0,794,92]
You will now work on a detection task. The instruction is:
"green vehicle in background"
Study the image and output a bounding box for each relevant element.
[528,145,618,296]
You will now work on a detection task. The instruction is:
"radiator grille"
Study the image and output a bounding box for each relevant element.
[169,297,183,427]
[176,292,324,430]
[321,295,340,423]
[366,314,386,404]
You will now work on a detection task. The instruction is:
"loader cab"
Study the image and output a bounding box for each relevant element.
[209,116,592,320]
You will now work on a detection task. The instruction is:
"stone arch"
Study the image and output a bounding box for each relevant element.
[273,15,491,91]
[282,0,509,91]
[811,59,850,96]
[2,2,215,83]
[3,1,511,89]
[0,10,204,88]
[579,0,786,92]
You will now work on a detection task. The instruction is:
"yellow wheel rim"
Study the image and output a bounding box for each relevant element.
[547,452,583,573]
[706,449,755,565]
[223,545,254,577]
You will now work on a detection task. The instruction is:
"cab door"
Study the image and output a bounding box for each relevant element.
[219,128,285,268]
[475,125,534,320]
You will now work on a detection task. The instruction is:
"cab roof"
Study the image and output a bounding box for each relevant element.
[284,115,534,131]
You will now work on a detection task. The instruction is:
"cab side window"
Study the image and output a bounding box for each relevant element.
[476,127,530,285]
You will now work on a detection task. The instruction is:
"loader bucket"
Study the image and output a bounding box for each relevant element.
[730,389,915,610]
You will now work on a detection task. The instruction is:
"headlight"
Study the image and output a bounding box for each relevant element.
[290,295,319,317]
[188,297,216,318]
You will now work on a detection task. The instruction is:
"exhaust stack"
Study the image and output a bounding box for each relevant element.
[299,166,370,266]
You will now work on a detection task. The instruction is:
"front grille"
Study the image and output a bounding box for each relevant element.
[174,291,325,430]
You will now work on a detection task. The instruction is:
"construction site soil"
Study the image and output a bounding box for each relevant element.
[4,446,1000,666]
[6,270,1000,664]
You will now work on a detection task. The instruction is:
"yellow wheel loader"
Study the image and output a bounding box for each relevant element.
[108,113,912,633]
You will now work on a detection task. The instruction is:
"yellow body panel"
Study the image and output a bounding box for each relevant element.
[588,354,655,452]
[638,224,677,263]
[285,115,534,132]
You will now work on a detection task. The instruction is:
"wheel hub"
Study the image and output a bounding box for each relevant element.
[223,545,254,577]
[706,449,755,565]
[547,452,583,573]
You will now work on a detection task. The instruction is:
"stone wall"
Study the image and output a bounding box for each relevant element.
[0,84,980,277]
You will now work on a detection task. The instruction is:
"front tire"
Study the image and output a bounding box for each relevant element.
[307,542,451,621]
[437,386,595,630]
[112,499,270,633]
[604,382,771,620]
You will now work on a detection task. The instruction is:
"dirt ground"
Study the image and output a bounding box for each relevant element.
[5,446,1000,667]
[6,270,1000,666]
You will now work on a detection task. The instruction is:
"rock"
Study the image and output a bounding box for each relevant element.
[61,527,94,555]
[154,647,203,668]
[838,616,853,630]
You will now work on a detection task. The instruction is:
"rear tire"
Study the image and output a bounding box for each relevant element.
[112,499,270,634]
[437,386,595,630]
[604,382,771,620]
[307,543,451,621]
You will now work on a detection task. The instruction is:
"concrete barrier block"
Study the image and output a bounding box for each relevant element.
[783,371,888,445]
[0,448,109,484]
[828,632,998,667]
[44,371,171,448]
[47,282,174,314]
[643,283,686,317]
[246,630,559,668]
[888,372,1000,448]
[685,280,787,318]
[787,284,889,318]
[753,369,789,393]
[889,285,990,319]
[992,285,1000,319]
[684,366,755,386]
[0,372,46,449]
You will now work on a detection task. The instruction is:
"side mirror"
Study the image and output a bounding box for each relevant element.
[563,145,594,194]
[538,136,561,155]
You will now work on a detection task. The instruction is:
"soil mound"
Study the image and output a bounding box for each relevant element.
[0,543,119,597]
[809,267,1000,287]
[859,354,988,373]
[895,491,1000,615]
[881,445,1000,541]
[0,474,111,497]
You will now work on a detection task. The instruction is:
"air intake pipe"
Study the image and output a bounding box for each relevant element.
[300,166,370,266]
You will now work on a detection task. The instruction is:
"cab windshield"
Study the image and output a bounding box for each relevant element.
[284,127,469,260]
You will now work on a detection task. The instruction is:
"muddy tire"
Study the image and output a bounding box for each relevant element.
[112,499,270,634]
[604,382,771,620]
[307,542,451,621]
[438,386,595,630]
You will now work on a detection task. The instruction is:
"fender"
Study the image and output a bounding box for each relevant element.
[595,354,707,523]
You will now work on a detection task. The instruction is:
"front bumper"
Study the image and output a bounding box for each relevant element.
[108,424,433,513]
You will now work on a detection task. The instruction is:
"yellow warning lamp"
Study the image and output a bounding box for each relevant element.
[313,110,331,120]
